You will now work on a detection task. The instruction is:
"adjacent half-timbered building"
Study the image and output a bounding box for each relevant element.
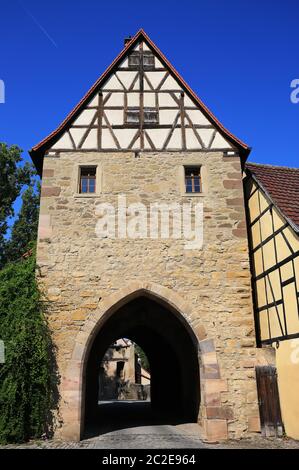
[244,163,299,439]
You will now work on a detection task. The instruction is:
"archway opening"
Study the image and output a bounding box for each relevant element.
[83,295,200,438]
[98,338,151,401]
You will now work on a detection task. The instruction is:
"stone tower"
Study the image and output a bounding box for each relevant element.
[30,30,260,442]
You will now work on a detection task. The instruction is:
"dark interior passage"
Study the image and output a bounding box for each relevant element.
[83,295,200,437]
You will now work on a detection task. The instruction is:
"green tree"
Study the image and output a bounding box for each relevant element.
[3,183,40,265]
[0,249,59,444]
[0,143,32,234]
[0,143,33,264]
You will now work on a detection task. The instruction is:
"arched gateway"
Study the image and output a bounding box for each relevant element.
[59,282,225,441]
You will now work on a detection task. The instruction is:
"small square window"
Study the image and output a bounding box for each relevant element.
[126,107,158,125]
[143,52,155,69]
[128,52,140,68]
[128,51,155,69]
[184,166,201,193]
[79,166,96,194]
[126,108,140,124]
[144,108,158,124]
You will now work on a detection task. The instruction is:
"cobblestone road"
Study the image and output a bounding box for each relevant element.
[2,425,299,449]
[1,401,299,449]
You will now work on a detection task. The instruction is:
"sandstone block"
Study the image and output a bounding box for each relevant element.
[203,419,228,442]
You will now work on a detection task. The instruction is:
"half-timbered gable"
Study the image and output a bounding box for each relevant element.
[245,163,299,345]
[30,29,249,173]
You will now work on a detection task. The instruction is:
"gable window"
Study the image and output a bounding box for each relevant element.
[184,166,201,193]
[144,108,158,124]
[126,108,140,124]
[79,166,96,193]
[128,52,140,68]
[126,107,158,125]
[143,52,155,69]
[128,51,155,69]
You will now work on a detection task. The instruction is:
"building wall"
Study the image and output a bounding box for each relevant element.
[99,341,136,400]
[37,150,260,440]
[276,339,299,439]
[244,176,299,439]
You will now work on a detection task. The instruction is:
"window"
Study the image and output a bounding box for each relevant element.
[128,51,155,69]
[126,108,140,124]
[116,361,125,379]
[144,108,158,124]
[184,166,201,193]
[143,52,155,69]
[128,52,140,68]
[79,166,96,193]
[126,107,158,125]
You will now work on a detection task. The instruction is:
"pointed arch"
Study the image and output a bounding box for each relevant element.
[59,281,227,442]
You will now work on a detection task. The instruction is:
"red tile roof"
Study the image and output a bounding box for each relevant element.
[246,162,299,232]
[29,29,250,175]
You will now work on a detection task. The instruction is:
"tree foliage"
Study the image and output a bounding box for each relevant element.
[0,249,59,444]
[0,143,32,241]
[0,143,39,268]
[3,184,40,265]
[135,344,150,372]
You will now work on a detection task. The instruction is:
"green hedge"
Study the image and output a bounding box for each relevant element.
[0,249,59,444]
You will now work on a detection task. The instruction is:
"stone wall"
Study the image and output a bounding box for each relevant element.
[37,150,260,441]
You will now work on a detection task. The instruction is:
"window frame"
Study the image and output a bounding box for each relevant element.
[125,107,159,126]
[142,51,155,69]
[128,51,155,70]
[126,107,140,125]
[79,166,97,194]
[128,52,140,69]
[143,107,159,124]
[184,166,202,194]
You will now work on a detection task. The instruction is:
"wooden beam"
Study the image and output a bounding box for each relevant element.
[179,92,186,150]
[139,41,144,150]
[97,92,103,149]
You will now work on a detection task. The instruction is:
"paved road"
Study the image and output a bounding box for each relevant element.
[81,424,205,449]
[2,401,205,449]
[2,401,299,449]
[81,401,205,448]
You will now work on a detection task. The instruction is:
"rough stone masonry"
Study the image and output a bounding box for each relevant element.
[36,149,261,442]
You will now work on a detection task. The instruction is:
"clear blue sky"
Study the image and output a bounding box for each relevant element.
[0,0,298,170]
